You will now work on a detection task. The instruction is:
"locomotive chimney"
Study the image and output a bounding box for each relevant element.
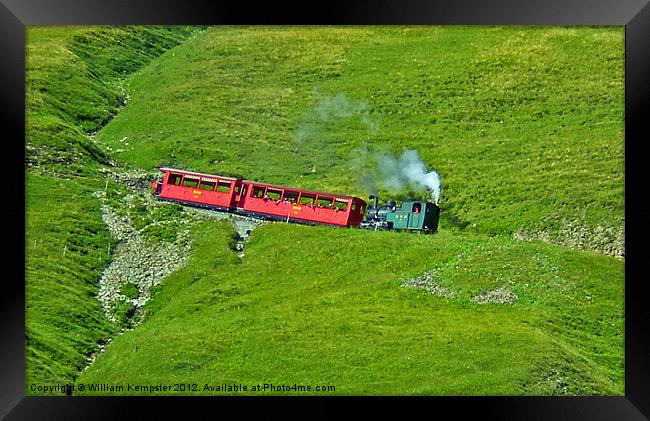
[369,194,379,210]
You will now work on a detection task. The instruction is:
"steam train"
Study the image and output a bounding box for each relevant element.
[151,167,440,233]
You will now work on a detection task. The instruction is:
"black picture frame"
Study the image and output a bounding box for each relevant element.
[3,0,649,419]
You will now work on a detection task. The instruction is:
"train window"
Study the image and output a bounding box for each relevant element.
[316,196,333,208]
[233,185,241,194]
[168,173,182,186]
[267,189,282,200]
[299,193,315,205]
[360,205,366,214]
[351,202,357,212]
[333,198,348,211]
[216,180,231,193]
[283,190,299,204]
[199,180,216,191]
[252,186,265,198]
[182,177,199,188]
[412,203,421,213]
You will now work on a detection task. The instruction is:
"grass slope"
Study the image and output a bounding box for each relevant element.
[95,26,624,245]
[77,221,623,395]
[26,26,625,395]
[26,174,116,387]
[25,26,202,389]
[26,26,200,171]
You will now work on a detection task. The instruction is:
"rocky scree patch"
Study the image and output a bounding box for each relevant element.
[401,270,455,298]
[471,285,518,305]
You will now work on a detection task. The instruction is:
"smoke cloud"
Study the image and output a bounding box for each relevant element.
[315,92,378,132]
[293,91,378,172]
[354,146,442,204]
[291,91,442,203]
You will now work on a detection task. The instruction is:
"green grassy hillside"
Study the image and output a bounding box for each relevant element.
[95,26,624,251]
[26,26,200,171]
[77,222,623,395]
[26,26,624,395]
[25,26,202,388]
[26,173,116,386]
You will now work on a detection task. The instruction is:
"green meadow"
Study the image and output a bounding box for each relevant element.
[76,222,623,395]
[25,26,624,395]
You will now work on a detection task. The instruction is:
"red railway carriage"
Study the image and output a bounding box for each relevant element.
[154,169,240,210]
[151,168,367,227]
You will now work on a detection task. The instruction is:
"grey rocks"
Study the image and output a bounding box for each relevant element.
[471,286,518,305]
[94,168,265,324]
[401,270,455,298]
[402,270,517,304]
[97,203,191,323]
[513,219,624,259]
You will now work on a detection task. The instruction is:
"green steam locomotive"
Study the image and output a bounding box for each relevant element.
[360,194,440,233]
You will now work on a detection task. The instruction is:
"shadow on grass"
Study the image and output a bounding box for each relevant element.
[441,212,471,230]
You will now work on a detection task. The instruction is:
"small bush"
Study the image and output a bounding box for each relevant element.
[119,282,139,299]
[110,300,137,330]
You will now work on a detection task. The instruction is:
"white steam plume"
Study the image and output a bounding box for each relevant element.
[355,147,442,204]
[316,92,378,132]
[294,91,378,172]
